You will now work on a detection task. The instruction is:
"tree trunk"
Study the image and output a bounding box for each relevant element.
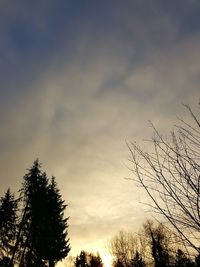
[10,203,28,266]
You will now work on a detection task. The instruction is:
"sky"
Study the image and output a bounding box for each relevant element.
[0,0,200,266]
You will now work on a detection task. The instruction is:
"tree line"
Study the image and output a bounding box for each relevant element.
[0,160,70,267]
[109,220,200,267]
[74,251,103,267]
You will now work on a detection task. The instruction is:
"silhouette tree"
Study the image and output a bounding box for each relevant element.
[128,104,200,253]
[17,160,48,266]
[0,188,18,264]
[109,231,138,267]
[75,251,103,267]
[130,251,146,267]
[75,251,89,267]
[44,176,70,267]
[143,220,170,267]
[113,259,125,267]
[11,160,70,267]
[174,249,195,267]
[88,253,103,267]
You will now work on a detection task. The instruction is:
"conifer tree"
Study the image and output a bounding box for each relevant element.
[42,176,70,267]
[75,251,89,267]
[88,252,103,267]
[0,188,18,262]
[11,160,70,267]
[75,251,104,267]
[17,159,48,266]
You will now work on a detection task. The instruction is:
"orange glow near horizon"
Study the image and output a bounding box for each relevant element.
[56,249,114,267]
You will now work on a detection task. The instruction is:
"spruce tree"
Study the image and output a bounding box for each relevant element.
[17,159,48,267]
[75,251,89,267]
[12,160,70,267]
[0,188,18,263]
[41,176,70,267]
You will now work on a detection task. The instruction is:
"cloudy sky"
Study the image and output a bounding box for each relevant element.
[0,0,200,266]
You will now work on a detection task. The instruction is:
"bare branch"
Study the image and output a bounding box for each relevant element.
[128,104,200,252]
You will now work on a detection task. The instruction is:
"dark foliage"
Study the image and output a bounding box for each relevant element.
[0,188,18,261]
[89,253,103,267]
[43,176,70,266]
[143,221,171,267]
[174,249,195,267]
[75,251,103,267]
[3,159,70,267]
[113,259,125,267]
[130,251,146,267]
[75,251,89,267]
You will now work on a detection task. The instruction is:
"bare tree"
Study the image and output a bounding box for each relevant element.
[128,104,200,253]
[109,231,139,267]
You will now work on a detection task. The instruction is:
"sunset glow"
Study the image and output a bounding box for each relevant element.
[102,253,114,267]
[0,1,200,267]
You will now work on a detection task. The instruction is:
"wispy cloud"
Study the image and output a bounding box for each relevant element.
[0,0,200,259]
